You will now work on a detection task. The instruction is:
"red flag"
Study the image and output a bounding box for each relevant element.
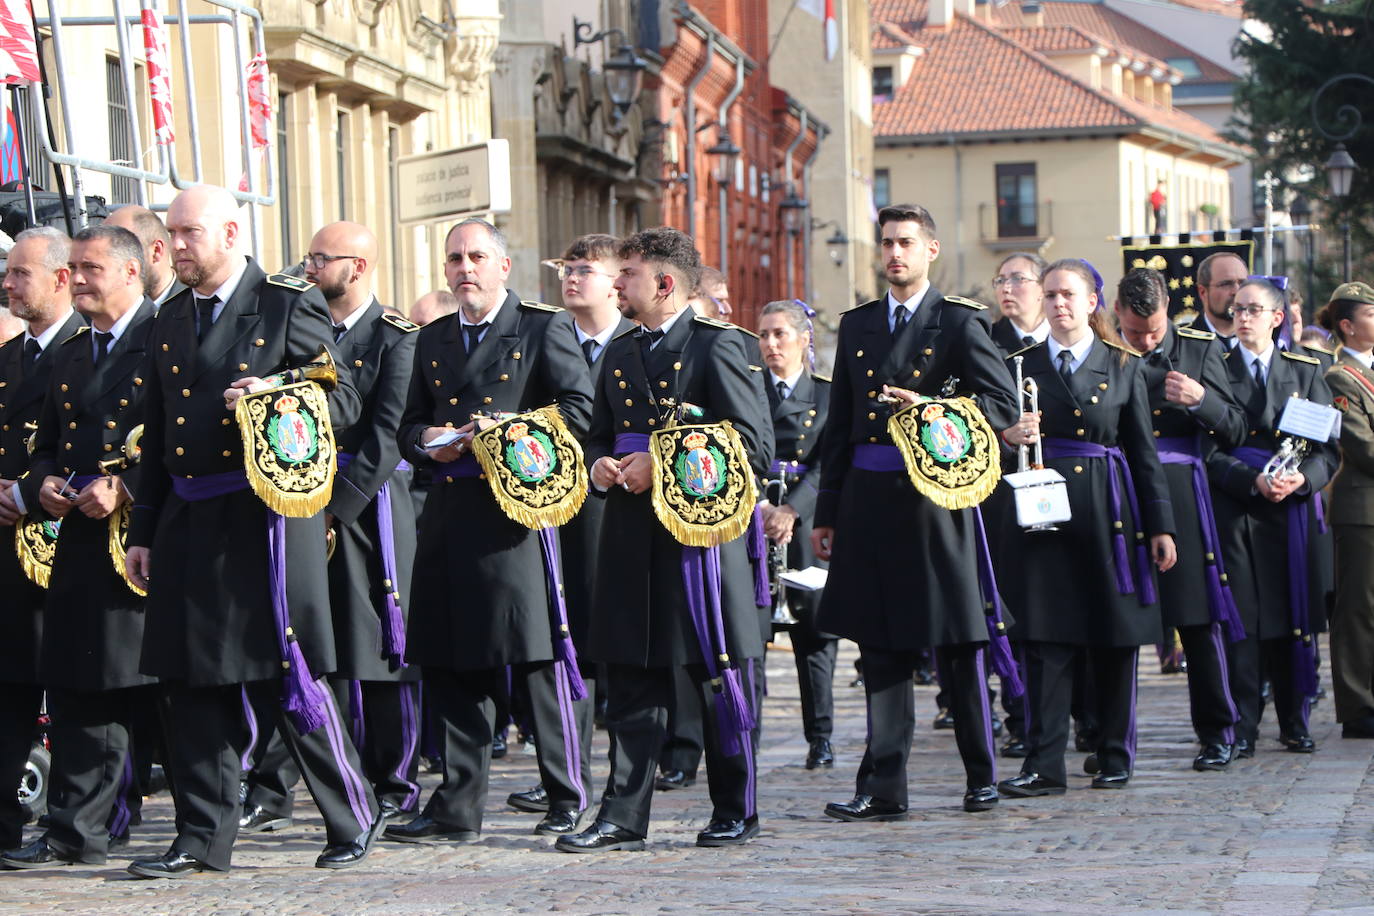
[141,8,174,144]
[823,0,838,61]
[245,52,271,150]
[0,0,41,85]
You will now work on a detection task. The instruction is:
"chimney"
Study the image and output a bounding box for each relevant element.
[1020,1,1044,27]
[929,0,955,28]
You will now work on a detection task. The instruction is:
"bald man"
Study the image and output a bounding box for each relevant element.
[409,289,458,327]
[104,205,184,306]
[122,185,379,877]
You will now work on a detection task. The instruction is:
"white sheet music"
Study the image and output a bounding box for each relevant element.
[1277,398,1341,442]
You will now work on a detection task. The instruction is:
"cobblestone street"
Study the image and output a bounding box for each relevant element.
[3,639,1373,915]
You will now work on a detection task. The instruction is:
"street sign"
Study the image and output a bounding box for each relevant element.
[395,139,511,225]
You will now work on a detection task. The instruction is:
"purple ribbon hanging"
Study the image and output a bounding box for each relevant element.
[970,506,1024,697]
[1155,436,1246,642]
[746,505,769,609]
[537,526,587,702]
[681,545,755,757]
[172,469,332,734]
[1314,491,1327,534]
[336,452,411,666]
[1233,446,1319,696]
[1041,438,1158,605]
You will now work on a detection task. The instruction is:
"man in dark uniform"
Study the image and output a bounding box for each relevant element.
[387,218,593,844]
[1190,252,1248,351]
[1,225,157,868]
[123,184,379,877]
[556,227,771,853]
[503,233,634,831]
[0,228,84,854]
[1112,267,1247,771]
[812,204,1020,818]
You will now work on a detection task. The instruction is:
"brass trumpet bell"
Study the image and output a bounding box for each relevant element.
[23,420,37,455]
[98,423,144,475]
[280,346,338,391]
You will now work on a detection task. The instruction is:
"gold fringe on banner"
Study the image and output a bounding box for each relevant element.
[470,405,588,530]
[15,517,59,589]
[236,380,336,518]
[887,396,1001,510]
[108,503,146,597]
[649,420,758,548]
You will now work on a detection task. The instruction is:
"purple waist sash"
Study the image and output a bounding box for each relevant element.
[613,432,650,457]
[1233,445,1318,696]
[1041,438,1157,605]
[1155,436,1244,641]
[70,474,102,490]
[337,452,413,666]
[172,469,332,734]
[432,454,481,479]
[769,460,810,476]
[852,443,905,472]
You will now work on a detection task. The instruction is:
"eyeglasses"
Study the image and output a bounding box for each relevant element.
[301,252,360,270]
[1229,305,1275,318]
[992,275,1038,289]
[557,264,614,281]
[1209,279,1244,291]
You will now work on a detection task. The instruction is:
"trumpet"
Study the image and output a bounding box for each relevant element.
[261,346,338,391]
[98,424,143,475]
[1010,355,1060,533]
[1263,436,1310,486]
[23,420,37,455]
[765,475,798,628]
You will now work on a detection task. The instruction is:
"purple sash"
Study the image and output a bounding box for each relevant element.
[746,506,769,609]
[852,443,905,472]
[172,470,331,734]
[613,432,650,456]
[1041,438,1157,605]
[432,454,481,479]
[1155,436,1245,641]
[70,474,102,490]
[1233,445,1318,696]
[769,460,810,476]
[336,453,413,666]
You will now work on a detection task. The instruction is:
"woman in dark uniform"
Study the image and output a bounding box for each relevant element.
[990,252,1049,354]
[998,259,1177,797]
[757,300,836,770]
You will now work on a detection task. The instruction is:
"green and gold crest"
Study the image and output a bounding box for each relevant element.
[470,406,587,529]
[15,516,61,588]
[649,421,758,547]
[887,397,1000,510]
[235,380,336,517]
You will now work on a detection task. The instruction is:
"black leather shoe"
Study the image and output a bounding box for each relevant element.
[1233,738,1255,759]
[127,849,208,879]
[1342,716,1374,739]
[383,814,479,844]
[378,800,412,821]
[1,839,77,869]
[554,818,645,853]
[533,808,583,836]
[1083,754,1100,775]
[805,738,834,770]
[823,794,908,822]
[932,708,955,730]
[695,816,759,847]
[655,769,696,791]
[1091,771,1130,789]
[238,805,291,833]
[997,773,1066,798]
[507,784,550,813]
[491,732,508,759]
[963,786,999,812]
[913,666,935,686]
[108,833,130,851]
[1193,743,1234,771]
[1280,733,1316,753]
[315,813,385,869]
[1001,738,1027,759]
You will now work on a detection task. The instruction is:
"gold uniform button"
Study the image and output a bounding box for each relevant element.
[867,390,876,399]
[1114,521,1123,530]
[659,381,669,389]
[239,363,249,372]
[622,420,631,428]
[1098,382,1108,390]
[254,339,265,347]
[1152,409,1161,416]
[162,344,169,352]
[867,412,877,420]
[799,434,806,440]
[866,369,874,378]
[809,409,816,416]
[483,397,493,405]
[221,418,231,426]
[61,383,69,392]
[647,418,656,426]
[1073,465,1083,473]
[499,374,509,381]
[175,447,185,455]
[64,402,72,410]
[1250,430,1258,436]
[625,399,633,407]
[106,421,116,429]
[1090,396,1099,404]
[1153,430,1161,438]
[1073,409,1082,417]
[924,348,933,356]
[171,365,180,374]
[856,350,864,358]
[912,370,921,378]
[119,399,128,407]
[434,379,442,387]
[868,436,878,443]
[512,352,522,360]
[182,389,191,398]
[223,450,232,457]
[449,397,458,406]
[68,421,76,429]
[354,360,363,368]
[614,369,622,378]
[804,420,813,427]
[64,443,72,450]
[134,378,143,386]
[431,360,438,368]
[1076,428,1085,436]
[103,444,113,452]
[0,448,4,455]
[619,381,627,389]
[177,417,186,425]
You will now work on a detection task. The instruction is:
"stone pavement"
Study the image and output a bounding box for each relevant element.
[4,639,1373,915]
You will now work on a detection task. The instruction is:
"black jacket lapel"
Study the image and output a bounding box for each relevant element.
[454,290,520,392]
[876,287,942,386]
[192,260,264,383]
[83,300,156,405]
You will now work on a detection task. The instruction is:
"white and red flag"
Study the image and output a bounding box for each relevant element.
[141,7,174,144]
[0,0,41,85]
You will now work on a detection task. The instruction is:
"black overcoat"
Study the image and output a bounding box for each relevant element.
[764,371,830,627]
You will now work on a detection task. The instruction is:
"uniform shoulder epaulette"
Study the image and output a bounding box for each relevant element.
[813,373,832,384]
[1301,341,1336,357]
[612,324,639,341]
[63,326,90,345]
[518,299,562,313]
[1006,341,1041,359]
[1280,349,1320,366]
[1177,326,1215,341]
[266,273,315,292]
[692,314,732,330]
[1103,338,1142,358]
[748,364,763,372]
[380,313,419,333]
[944,295,988,310]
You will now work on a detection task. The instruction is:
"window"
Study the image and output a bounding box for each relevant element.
[1164,57,1202,80]
[873,168,890,210]
[995,162,1037,238]
[336,110,349,220]
[872,67,894,103]
[277,92,292,265]
[106,58,137,203]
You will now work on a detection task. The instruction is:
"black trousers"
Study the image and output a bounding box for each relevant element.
[328,678,422,814]
[0,683,44,850]
[659,665,705,778]
[1001,644,1027,742]
[108,693,166,834]
[1227,635,1308,745]
[856,644,995,806]
[1021,642,1138,785]
[43,685,152,863]
[599,662,758,837]
[242,689,301,819]
[789,624,838,743]
[521,664,594,813]
[1176,623,1240,747]
[159,680,377,871]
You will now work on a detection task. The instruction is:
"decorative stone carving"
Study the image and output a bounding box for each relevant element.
[446,17,501,96]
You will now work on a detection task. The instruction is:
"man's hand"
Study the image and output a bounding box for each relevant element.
[811,526,834,561]
[1257,470,1305,503]
[880,384,920,406]
[125,546,151,593]
[1163,371,1205,408]
[422,425,469,464]
[591,456,622,490]
[617,452,653,494]
[764,503,798,544]
[1151,533,1177,573]
[38,475,76,518]
[0,479,19,525]
[74,475,128,520]
[1001,410,1040,447]
[223,376,267,410]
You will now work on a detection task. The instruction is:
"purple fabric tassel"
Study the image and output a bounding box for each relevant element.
[268,512,331,734]
[1314,491,1327,535]
[349,679,366,749]
[681,545,755,756]
[538,527,586,702]
[971,507,1024,698]
[746,505,769,609]
[337,453,411,667]
[716,667,753,758]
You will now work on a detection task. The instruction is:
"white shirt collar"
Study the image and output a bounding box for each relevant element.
[200,258,248,320]
[1046,333,1095,373]
[26,307,75,351]
[1239,343,1275,377]
[647,308,687,343]
[770,369,805,396]
[459,292,505,329]
[574,318,619,349]
[333,295,375,335]
[1017,318,1050,343]
[1343,346,1374,370]
[1203,313,1235,343]
[100,298,142,344]
[887,283,928,324]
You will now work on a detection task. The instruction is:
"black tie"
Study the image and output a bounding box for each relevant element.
[93,331,112,365]
[333,324,348,343]
[1058,349,1074,383]
[196,296,218,343]
[892,305,909,338]
[776,379,788,401]
[638,328,664,357]
[22,338,40,365]
[581,338,597,366]
[463,323,487,354]
[1252,358,1265,391]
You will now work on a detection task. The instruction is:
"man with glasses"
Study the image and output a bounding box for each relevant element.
[1191,252,1249,351]
[1206,279,1337,758]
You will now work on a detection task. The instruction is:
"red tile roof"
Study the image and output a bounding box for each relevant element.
[1000,23,1176,77]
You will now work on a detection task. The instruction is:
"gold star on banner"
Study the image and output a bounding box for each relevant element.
[1182,295,1195,307]
[1181,255,1194,268]
[1182,276,1194,288]
[1132,259,1147,269]
[1168,278,1181,290]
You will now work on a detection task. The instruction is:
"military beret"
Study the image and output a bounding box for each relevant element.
[1330,281,1374,306]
